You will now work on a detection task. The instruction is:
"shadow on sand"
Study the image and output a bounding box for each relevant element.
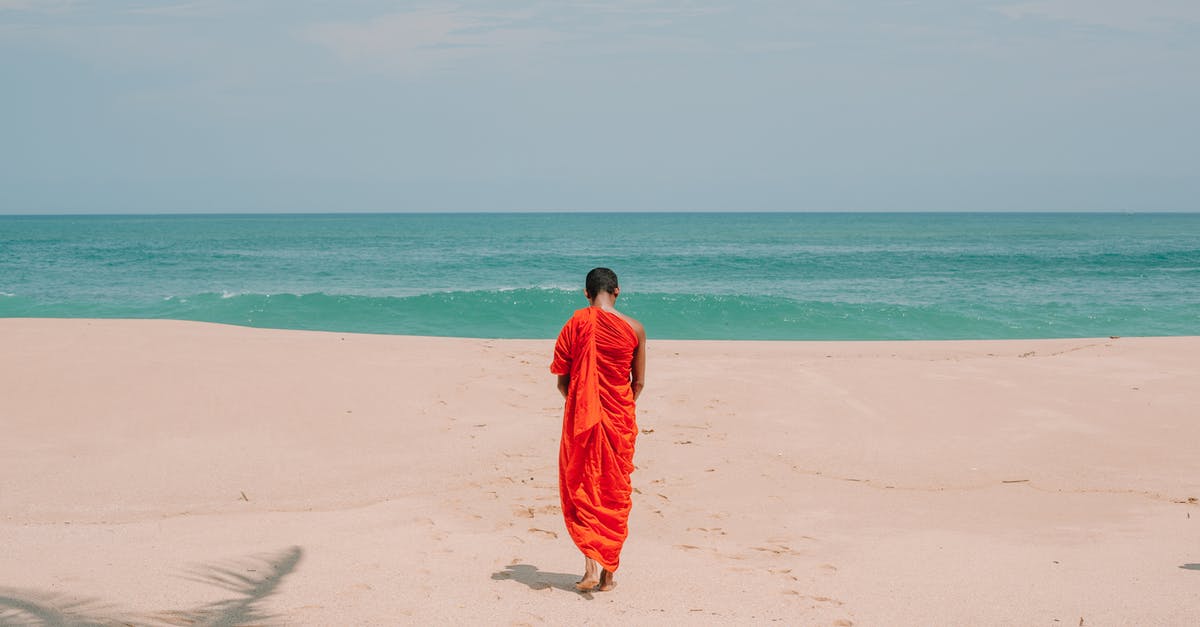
[0,545,303,626]
[492,563,592,598]
[1181,564,1200,571]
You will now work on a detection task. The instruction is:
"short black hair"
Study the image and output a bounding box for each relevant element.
[585,267,619,299]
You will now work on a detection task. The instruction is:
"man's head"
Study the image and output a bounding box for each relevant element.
[585,267,620,300]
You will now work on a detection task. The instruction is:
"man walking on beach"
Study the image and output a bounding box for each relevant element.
[550,267,646,592]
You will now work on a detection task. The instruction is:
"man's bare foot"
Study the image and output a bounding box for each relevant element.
[597,569,617,592]
[575,557,600,591]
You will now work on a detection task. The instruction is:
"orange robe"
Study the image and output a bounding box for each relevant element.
[550,307,639,572]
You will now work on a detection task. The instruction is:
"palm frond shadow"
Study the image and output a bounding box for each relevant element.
[0,546,302,627]
[0,589,121,626]
[149,545,303,627]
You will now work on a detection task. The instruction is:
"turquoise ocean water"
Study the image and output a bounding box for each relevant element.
[1,213,1198,340]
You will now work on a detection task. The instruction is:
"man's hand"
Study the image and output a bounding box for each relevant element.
[557,374,570,399]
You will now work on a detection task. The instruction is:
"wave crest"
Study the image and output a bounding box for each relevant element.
[3,287,1196,339]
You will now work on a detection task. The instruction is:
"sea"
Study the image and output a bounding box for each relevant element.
[1,212,1198,341]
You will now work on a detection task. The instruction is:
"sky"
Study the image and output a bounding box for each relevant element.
[1,0,1197,213]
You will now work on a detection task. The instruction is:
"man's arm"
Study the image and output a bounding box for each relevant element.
[631,325,647,401]
[557,374,570,399]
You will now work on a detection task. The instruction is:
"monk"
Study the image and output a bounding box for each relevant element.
[550,267,646,593]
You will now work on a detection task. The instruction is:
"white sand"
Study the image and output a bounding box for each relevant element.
[2,319,1198,625]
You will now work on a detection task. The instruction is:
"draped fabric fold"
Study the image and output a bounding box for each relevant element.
[550,307,639,572]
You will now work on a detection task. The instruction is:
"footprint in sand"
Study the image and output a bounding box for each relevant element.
[751,544,802,556]
[799,594,844,607]
[686,527,727,536]
[528,528,558,539]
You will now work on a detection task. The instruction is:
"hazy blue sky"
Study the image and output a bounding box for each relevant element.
[2,1,1197,213]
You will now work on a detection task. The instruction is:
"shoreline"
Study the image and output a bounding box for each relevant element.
[1,315,1192,343]
[3,318,1198,624]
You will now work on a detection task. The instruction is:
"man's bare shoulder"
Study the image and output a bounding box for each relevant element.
[612,310,645,340]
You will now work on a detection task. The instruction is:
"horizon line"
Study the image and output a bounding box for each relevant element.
[3,209,1198,217]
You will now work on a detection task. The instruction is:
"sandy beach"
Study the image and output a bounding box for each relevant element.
[2,318,1198,625]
